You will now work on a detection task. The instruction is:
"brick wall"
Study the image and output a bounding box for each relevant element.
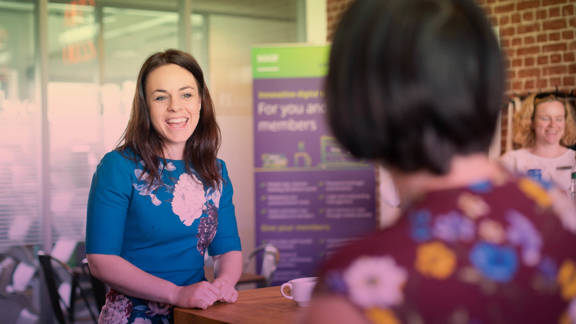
[480,0,575,94]
[326,0,576,94]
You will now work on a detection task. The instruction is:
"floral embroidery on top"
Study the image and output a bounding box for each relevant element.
[197,203,218,255]
[506,210,542,266]
[365,308,401,324]
[409,210,432,242]
[468,180,492,193]
[133,168,164,206]
[99,291,133,324]
[206,186,221,208]
[319,177,576,323]
[518,178,552,208]
[172,173,205,226]
[415,241,456,279]
[469,241,518,283]
[478,219,505,244]
[132,160,176,206]
[566,299,576,323]
[146,301,171,317]
[343,256,407,308]
[102,290,173,324]
[165,162,176,172]
[433,212,475,242]
[557,259,576,300]
[130,159,223,254]
[196,185,223,254]
[537,256,558,281]
[457,192,490,218]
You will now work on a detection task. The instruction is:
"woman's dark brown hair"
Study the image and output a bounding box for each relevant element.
[117,49,221,187]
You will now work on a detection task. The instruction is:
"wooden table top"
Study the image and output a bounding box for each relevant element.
[204,266,266,286]
[174,286,301,324]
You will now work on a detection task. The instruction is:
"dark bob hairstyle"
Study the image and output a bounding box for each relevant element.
[325,0,505,175]
[118,49,221,187]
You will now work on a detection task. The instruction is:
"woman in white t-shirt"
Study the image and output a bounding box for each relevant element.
[501,93,576,192]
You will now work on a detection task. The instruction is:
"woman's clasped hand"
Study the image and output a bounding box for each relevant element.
[172,279,237,310]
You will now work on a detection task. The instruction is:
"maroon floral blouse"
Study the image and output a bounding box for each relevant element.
[316,175,576,324]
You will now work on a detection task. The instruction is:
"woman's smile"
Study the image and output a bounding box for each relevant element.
[166,117,189,128]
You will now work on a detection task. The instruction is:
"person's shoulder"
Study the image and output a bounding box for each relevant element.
[501,148,529,159]
[546,186,576,234]
[216,158,229,174]
[505,174,576,232]
[101,148,133,163]
[98,148,139,170]
[500,149,531,169]
[216,158,226,167]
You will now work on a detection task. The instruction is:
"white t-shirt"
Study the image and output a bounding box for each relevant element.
[500,148,576,192]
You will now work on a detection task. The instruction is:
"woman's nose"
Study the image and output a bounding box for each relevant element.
[168,97,183,111]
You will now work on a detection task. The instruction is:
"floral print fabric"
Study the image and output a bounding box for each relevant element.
[317,176,576,323]
[98,290,172,324]
[132,159,221,254]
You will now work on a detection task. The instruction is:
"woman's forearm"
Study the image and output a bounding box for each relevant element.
[213,250,242,285]
[87,253,180,305]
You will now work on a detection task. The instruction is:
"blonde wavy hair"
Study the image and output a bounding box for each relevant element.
[513,93,576,148]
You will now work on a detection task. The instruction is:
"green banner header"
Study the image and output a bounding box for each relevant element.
[252,44,329,79]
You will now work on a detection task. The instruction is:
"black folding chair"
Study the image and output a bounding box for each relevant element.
[81,258,107,313]
[37,251,98,324]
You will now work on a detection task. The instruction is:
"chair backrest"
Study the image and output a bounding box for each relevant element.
[244,243,280,286]
[37,251,100,324]
[37,251,68,324]
[81,258,107,312]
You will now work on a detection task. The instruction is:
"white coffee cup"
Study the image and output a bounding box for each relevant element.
[280,277,318,307]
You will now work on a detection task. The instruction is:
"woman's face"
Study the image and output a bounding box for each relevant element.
[145,64,201,158]
[533,100,566,146]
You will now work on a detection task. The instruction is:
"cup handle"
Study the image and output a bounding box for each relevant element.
[280,282,293,300]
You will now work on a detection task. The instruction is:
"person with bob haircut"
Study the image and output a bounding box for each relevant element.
[86,49,242,323]
[302,0,576,323]
[501,92,576,193]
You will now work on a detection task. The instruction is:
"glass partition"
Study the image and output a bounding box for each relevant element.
[0,0,40,251]
[47,0,99,243]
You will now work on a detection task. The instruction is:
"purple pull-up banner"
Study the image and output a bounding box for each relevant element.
[252,45,376,284]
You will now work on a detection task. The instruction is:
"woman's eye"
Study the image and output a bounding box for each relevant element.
[154,96,167,101]
[183,93,193,99]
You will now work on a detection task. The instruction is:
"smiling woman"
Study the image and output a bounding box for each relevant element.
[500,93,576,193]
[85,49,242,323]
[146,64,202,160]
